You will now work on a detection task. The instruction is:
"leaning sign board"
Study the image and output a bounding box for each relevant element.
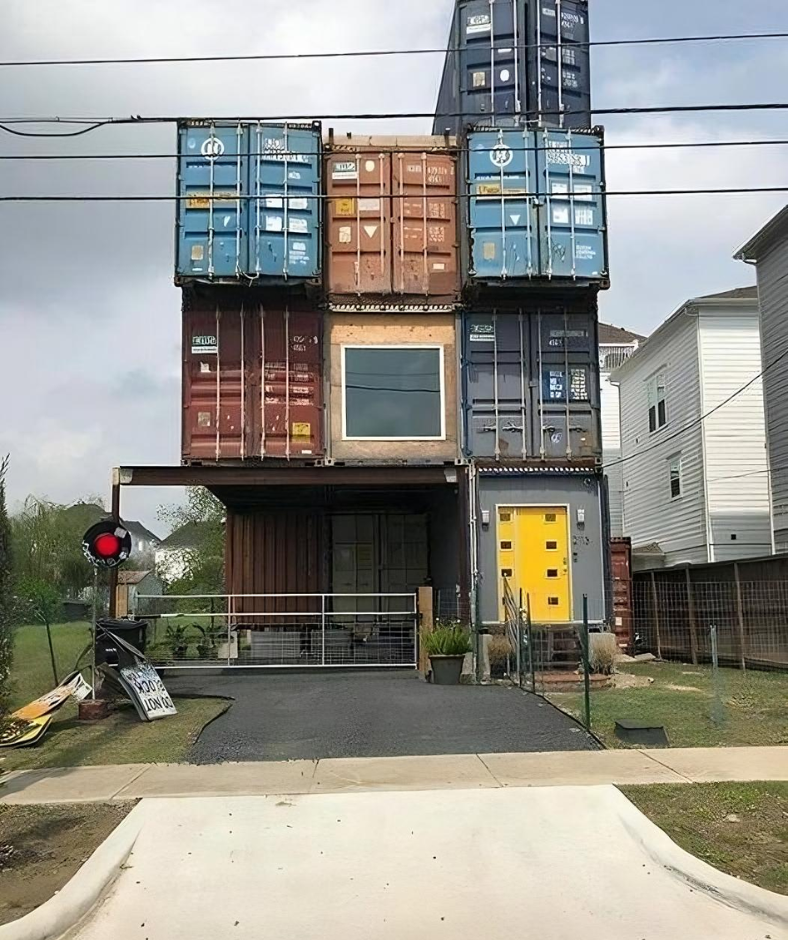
[119,662,177,721]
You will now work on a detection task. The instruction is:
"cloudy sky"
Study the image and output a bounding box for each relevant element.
[1,0,787,529]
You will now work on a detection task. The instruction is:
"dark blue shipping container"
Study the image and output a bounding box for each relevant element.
[176,121,321,282]
[466,127,608,284]
[432,0,591,137]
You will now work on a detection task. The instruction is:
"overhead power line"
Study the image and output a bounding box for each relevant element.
[603,346,788,472]
[0,30,786,68]
[3,101,788,134]
[3,138,788,161]
[2,186,788,203]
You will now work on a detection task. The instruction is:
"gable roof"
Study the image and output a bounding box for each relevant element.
[598,323,646,344]
[157,521,207,550]
[123,520,160,544]
[693,286,758,302]
[118,570,154,585]
[736,206,788,263]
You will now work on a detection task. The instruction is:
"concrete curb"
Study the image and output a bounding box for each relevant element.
[0,803,147,940]
[613,786,788,928]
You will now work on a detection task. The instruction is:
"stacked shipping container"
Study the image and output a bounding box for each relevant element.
[168,0,608,637]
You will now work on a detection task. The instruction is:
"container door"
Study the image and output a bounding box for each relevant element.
[183,308,255,461]
[468,129,538,280]
[463,313,529,459]
[528,0,591,129]
[535,128,606,280]
[331,515,377,632]
[177,122,248,278]
[248,124,321,280]
[458,0,523,124]
[498,507,571,623]
[379,514,429,609]
[259,307,323,458]
[392,152,458,297]
[327,153,392,294]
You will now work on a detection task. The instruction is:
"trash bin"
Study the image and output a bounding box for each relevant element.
[95,617,149,667]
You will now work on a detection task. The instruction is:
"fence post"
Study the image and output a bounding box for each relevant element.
[321,593,327,667]
[733,563,747,671]
[527,593,536,693]
[709,623,725,726]
[685,569,699,666]
[649,570,663,660]
[581,595,592,732]
[226,594,232,667]
[516,588,524,687]
[417,586,434,676]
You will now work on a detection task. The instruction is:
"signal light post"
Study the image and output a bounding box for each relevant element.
[81,521,132,713]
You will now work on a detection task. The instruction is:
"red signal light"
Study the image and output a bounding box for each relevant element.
[94,533,122,559]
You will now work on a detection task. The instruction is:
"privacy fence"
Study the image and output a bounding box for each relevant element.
[634,555,788,671]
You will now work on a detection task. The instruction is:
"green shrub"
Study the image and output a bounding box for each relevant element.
[422,621,472,657]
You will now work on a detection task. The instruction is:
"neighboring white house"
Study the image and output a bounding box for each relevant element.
[599,323,646,537]
[155,522,206,583]
[737,206,788,552]
[612,287,772,569]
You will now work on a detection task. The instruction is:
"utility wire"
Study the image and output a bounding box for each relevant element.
[2,186,788,203]
[603,346,788,472]
[0,30,786,68]
[3,101,788,131]
[3,138,788,161]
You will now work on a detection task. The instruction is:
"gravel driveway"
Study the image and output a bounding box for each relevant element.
[166,671,599,763]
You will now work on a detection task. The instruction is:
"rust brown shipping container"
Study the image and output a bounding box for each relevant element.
[325,136,459,303]
[182,298,324,462]
[610,537,634,652]
[226,509,328,615]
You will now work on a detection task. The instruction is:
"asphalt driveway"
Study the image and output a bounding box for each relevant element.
[166,671,599,763]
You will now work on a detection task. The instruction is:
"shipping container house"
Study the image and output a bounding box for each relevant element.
[463,127,608,286]
[474,468,605,625]
[462,304,601,461]
[327,311,460,464]
[324,136,460,307]
[433,0,591,138]
[182,290,324,463]
[176,121,322,284]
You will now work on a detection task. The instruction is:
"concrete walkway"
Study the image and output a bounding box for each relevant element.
[3,746,788,804]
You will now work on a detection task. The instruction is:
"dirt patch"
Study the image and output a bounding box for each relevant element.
[665,684,703,693]
[0,802,133,925]
[613,672,654,690]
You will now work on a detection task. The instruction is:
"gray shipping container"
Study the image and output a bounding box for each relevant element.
[462,307,601,460]
[474,469,606,625]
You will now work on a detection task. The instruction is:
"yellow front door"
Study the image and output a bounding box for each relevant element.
[497,506,571,623]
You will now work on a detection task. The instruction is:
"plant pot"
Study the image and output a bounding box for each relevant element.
[430,654,465,686]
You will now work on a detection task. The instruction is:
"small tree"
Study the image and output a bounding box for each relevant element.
[17,577,62,687]
[0,457,13,714]
[158,488,225,594]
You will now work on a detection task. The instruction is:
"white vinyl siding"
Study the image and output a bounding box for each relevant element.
[698,314,771,562]
[600,343,638,539]
[618,312,709,566]
[755,241,788,549]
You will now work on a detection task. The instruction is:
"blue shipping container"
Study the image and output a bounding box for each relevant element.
[177,121,321,282]
[467,127,607,283]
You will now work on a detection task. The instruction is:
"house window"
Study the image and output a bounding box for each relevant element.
[342,346,444,440]
[647,370,667,433]
[669,454,682,499]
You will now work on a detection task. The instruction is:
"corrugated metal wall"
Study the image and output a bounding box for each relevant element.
[182,292,324,462]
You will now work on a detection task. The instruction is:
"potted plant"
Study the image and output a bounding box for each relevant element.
[165,623,190,661]
[422,620,473,686]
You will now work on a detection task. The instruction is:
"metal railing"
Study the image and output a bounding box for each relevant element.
[132,592,419,669]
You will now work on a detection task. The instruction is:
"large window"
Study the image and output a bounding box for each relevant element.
[647,370,667,433]
[342,346,444,440]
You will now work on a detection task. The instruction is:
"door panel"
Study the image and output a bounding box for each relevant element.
[497,506,571,623]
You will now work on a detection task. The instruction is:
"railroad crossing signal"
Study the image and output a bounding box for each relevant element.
[82,521,132,569]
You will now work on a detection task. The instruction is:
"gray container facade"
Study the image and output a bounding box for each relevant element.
[474,470,606,624]
[461,307,601,460]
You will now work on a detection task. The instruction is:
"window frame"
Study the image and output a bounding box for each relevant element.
[341,344,446,442]
[647,368,668,434]
[669,453,682,500]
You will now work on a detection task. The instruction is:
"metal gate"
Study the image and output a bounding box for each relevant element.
[133,593,419,669]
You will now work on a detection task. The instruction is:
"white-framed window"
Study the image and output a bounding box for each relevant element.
[669,454,682,499]
[647,369,667,433]
[341,345,445,441]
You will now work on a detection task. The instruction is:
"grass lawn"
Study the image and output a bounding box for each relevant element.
[551,661,788,748]
[1,622,229,773]
[622,782,788,896]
